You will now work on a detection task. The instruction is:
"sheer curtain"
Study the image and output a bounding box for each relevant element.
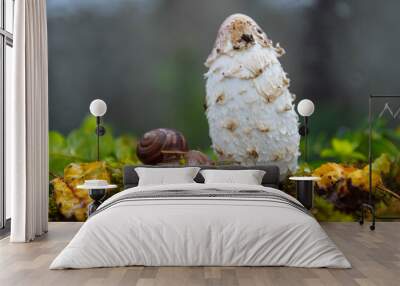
[8,0,49,242]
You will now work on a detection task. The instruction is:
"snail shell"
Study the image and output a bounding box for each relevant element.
[136,128,188,165]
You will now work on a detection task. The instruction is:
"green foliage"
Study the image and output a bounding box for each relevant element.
[203,147,219,162]
[66,117,115,160]
[285,120,400,220]
[49,116,400,222]
[114,135,139,164]
[49,115,140,176]
[357,131,399,160]
[48,117,140,221]
[372,153,391,175]
[312,196,354,222]
[49,131,76,176]
[310,120,400,167]
[321,138,366,163]
[314,119,400,166]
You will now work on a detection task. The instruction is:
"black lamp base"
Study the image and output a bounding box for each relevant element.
[87,188,107,216]
[295,180,314,210]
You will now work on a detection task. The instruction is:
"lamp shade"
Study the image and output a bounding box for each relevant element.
[297,99,315,117]
[89,99,107,117]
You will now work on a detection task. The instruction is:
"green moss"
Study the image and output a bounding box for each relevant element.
[312,196,354,222]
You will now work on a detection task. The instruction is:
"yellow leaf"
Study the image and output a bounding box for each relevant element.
[51,161,113,221]
[312,163,346,190]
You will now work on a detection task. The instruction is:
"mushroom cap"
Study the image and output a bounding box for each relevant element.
[205,14,271,67]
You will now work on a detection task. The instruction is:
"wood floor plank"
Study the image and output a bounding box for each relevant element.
[0,222,399,286]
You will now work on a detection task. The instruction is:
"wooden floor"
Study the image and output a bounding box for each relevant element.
[0,222,399,286]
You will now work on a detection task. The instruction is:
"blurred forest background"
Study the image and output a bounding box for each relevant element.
[47,0,400,221]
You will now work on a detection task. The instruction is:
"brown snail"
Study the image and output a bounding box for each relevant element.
[136,128,188,165]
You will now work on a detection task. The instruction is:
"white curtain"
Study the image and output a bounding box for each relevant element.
[8,0,49,242]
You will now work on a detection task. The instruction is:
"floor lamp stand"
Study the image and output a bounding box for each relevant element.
[299,116,309,163]
[359,95,400,230]
[304,116,308,162]
[297,99,314,165]
[95,116,106,161]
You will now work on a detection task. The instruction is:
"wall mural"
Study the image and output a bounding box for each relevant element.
[48,0,400,222]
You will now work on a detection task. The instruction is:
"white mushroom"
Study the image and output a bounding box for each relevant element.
[204,14,300,176]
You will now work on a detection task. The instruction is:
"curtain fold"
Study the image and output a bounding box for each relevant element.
[9,0,49,242]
